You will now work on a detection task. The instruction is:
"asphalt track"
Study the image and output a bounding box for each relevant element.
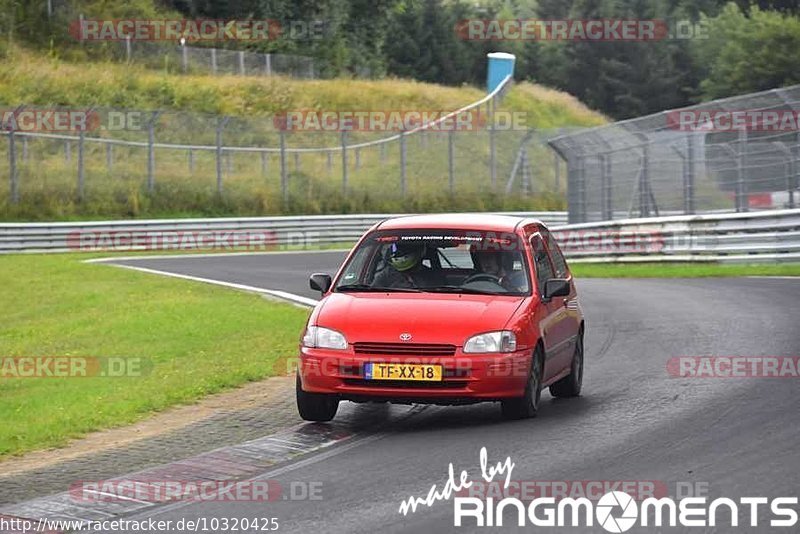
[102,253,800,533]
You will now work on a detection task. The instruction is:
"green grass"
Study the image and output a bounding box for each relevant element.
[570,262,800,278]
[0,253,309,458]
[0,47,604,221]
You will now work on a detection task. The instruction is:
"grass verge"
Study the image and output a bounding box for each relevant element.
[570,262,800,278]
[0,253,309,459]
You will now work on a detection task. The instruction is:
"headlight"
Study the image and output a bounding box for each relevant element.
[463,331,517,353]
[302,326,348,350]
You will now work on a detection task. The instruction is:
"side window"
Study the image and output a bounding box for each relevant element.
[542,230,569,278]
[339,246,372,285]
[530,234,554,292]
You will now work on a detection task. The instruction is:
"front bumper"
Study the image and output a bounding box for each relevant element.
[297,346,532,402]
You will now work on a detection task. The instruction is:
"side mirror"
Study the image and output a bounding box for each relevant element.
[309,273,332,294]
[543,278,570,300]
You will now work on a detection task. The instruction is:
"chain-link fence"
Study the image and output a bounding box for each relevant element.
[0,77,576,218]
[117,40,318,79]
[548,85,800,224]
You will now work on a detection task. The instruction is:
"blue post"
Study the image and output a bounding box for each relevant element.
[486,52,516,93]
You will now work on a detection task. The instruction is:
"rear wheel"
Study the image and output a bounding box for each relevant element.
[501,347,544,419]
[296,374,339,422]
[550,330,584,398]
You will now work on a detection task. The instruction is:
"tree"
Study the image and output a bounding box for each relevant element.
[694,3,800,99]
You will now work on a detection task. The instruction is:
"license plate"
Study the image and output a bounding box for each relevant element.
[364,363,442,381]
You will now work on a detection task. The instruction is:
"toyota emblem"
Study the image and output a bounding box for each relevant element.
[399,333,412,342]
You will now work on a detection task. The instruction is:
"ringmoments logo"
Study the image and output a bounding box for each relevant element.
[396,447,800,530]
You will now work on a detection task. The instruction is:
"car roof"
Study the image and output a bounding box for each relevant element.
[376,213,544,233]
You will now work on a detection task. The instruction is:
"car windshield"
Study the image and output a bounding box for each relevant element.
[334,229,531,296]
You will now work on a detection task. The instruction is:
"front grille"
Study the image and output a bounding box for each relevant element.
[342,378,468,389]
[352,342,456,356]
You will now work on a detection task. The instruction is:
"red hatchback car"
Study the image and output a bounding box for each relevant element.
[296,214,584,421]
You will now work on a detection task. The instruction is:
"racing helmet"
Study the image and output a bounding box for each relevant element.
[388,242,424,272]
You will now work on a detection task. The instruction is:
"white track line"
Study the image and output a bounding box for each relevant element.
[100,262,319,308]
[85,248,347,263]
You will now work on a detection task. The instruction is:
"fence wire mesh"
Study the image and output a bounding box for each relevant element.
[116,40,317,78]
[1,78,579,217]
[548,85,800,223]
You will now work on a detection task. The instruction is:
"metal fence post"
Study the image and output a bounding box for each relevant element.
[125,36,132,63]
[600,154,612,220]
[238,51,245,75]
[341,131,349,194]
[554,150,560,191]
[215,116,229,194]
[793,132,800,209]
[8,127,18,204]
[77,129,85,201]
[685,135,695,214]
[181,45,188,72]
[279,130,288,206]
[106,143,113,172]
[399,131,407,196]
[489,95,497,190]
[578,156,587,222]
[736,128,748,212]
[448,130,455,195]
[265,54,272,76]
[147,112,159,193]
[260,152,267,177]
[65,140,71,163]
[188,149,194,174]
[639,142,650,217]
[211,48,217,75]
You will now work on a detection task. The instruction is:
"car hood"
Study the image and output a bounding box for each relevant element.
[315,292,525,345]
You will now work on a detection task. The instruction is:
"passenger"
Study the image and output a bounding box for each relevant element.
[468,246,527,292]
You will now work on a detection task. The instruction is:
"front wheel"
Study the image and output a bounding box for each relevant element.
[296,374,339,422]
[550,331,584,398]
[501,347,544,419]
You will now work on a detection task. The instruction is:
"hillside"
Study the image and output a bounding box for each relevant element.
[0,48,604,126]
[0,48,605,220]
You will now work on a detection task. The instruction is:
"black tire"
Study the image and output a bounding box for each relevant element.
[550,330,584,398]
[296,374,339,422]
[501,347,544,419]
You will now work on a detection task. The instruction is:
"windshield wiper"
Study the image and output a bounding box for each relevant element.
[423,285,505,295]
[336,284,421,293]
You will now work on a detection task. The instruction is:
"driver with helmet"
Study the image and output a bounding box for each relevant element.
[373,241,443,289]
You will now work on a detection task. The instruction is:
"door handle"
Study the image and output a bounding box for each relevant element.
[562,298,570,307]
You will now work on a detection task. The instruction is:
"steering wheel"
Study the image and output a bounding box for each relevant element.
[462,273,503,285]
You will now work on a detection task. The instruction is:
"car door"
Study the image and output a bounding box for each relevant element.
[530,233,571,380]
[542,228,581,361]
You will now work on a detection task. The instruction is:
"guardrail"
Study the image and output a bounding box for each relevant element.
[0,211,568,253]
[553,208,800,263]
[2,209,797,262]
